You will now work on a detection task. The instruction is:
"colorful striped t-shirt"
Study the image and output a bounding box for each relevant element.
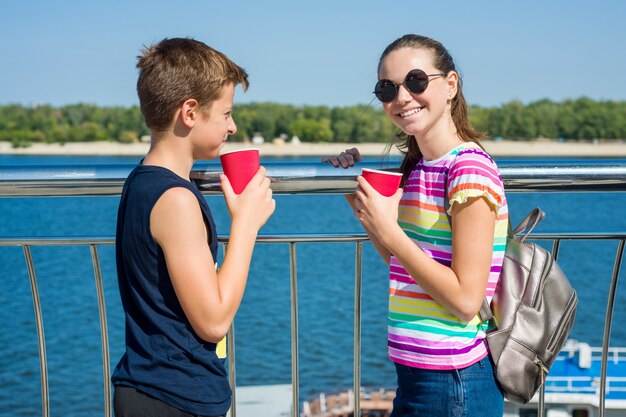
[388,142,509,370]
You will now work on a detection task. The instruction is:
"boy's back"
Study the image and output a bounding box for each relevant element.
[113,164,230,415]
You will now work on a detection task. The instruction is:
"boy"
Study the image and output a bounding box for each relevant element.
[112,38,275,417]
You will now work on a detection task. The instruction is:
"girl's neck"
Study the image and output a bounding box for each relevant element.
[415,118,463,161]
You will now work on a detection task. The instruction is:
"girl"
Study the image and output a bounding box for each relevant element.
[324,34,508,416]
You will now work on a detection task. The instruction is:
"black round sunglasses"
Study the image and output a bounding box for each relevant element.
[374,69,445,103]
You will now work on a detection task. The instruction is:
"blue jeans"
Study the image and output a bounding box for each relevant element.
[390,355,504,417]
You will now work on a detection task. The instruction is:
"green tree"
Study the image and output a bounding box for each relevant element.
[288,118,333,142]
[119,130,139,143]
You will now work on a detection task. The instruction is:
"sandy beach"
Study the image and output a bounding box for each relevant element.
[1,140,626,157]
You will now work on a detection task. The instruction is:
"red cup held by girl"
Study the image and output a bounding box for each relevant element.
[361,168,403,197]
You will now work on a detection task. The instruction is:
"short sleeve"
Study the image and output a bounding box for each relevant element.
[447,149,505,215]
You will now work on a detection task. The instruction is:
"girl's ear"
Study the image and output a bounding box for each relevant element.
[446,71,459,100]
[179,99,201,128]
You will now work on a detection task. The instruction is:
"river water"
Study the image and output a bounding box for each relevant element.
[0,154,624,416]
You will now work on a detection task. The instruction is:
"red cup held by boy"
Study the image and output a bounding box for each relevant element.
[219,148,260,194]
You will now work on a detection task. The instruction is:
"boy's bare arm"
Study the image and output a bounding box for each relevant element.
[152,169,274,343]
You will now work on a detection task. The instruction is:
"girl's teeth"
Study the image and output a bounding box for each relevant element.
[400,108,421,117]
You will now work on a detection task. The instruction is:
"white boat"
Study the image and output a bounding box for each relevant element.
[302,340,626,417]
[505,340,626,417]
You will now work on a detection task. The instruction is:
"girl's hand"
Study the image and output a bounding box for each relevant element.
[221,166,275,231]
[353,175,403,244]
[321,147,362,168]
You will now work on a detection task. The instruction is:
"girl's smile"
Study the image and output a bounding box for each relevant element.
[397,106,424,118]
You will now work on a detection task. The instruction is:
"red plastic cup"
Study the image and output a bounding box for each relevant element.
[219,148,260,194]
[361,168,403,197]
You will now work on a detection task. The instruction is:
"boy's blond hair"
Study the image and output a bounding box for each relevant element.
[136,38,248,131]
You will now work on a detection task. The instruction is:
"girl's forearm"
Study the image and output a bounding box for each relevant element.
[364,227,391,265]
[381,227,479,322]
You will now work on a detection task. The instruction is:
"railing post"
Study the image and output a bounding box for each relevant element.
[89,245,112,417]
[227,322,236,417]
[599,239,625,417]
[289,242,299,417]
[536,240,563,417]
[223,242,238,417]
[23,245,49,417]
[353,241,363,417]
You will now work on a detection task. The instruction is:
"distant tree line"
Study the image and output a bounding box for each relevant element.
[0,104,147,147]
[1,98,624,148]
[471,98,626,141]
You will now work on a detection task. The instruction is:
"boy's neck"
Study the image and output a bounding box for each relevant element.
[142,133,194,181]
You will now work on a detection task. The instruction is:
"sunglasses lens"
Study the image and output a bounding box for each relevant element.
[374,80,397,102]
[405,69,429,95]
[375,70,431,102]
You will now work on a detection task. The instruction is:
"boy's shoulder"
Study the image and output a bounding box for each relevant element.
[124,164,196,198]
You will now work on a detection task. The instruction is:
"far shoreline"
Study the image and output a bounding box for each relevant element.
[2,140,626,158]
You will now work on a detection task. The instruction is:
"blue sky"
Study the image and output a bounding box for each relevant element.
[1,0,625,108]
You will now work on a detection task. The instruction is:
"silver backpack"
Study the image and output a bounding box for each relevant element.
[479,208,578,404]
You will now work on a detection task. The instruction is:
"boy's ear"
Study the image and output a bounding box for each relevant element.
[179,99,201,128]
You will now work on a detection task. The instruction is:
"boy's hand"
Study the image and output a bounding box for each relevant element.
[221,166,275,231]
[321,147,362,168]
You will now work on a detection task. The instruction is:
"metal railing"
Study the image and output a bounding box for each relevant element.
[2,161,626,197]
[1,162,625,417]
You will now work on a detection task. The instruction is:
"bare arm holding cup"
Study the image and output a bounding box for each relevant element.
[322,148,402,265]
[218,147,275,301]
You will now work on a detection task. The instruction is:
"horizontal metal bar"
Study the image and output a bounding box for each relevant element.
[0,237,117,246]
[1,162,625,197]
[2,232,626,247]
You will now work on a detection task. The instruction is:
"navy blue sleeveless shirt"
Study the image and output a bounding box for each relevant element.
[112,164,230,416]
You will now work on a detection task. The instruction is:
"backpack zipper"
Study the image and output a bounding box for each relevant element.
[534,355,549,373]
[534,356,549,385]
[546,293,577,352]
[531,248,553,309]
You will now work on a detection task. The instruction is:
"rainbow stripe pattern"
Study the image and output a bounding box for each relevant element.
[388,142,509,370]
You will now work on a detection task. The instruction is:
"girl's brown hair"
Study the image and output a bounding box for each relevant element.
[380,34,484,185]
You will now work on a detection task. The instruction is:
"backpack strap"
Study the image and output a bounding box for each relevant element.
[478,209,545,323]
[511,207,545,242]
[479,299,494,322]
